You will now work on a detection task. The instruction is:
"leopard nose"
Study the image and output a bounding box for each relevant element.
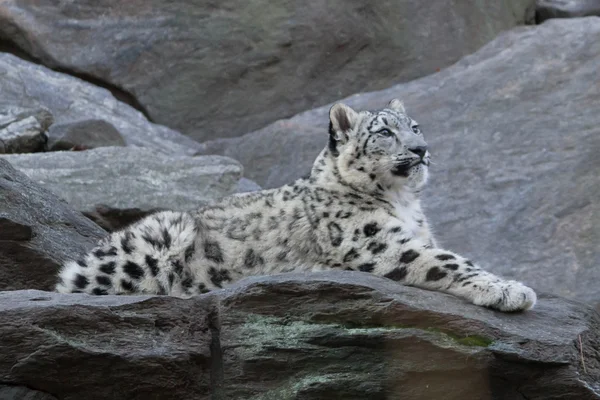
[409,145,427,159]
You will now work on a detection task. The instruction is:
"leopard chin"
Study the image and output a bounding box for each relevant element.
[391,160,428,177]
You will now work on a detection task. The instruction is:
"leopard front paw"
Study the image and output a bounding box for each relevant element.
[472,280,537,312]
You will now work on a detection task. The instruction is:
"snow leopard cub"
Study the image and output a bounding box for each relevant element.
[56,99,536,312]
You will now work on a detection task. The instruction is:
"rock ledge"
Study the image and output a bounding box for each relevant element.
[1,272,598,400]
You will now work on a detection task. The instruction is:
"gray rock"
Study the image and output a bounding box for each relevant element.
[0,289,214,400]
[201,18,600,306]
[47,119,126,151]
[1,147,243,231]
[235,177,262,193]
[0,53,202,155]
[0,0,534,141]
[537,0,600,22]
[0,107,52,154]
[201,118,323,188]
[0,386,57,400]
[1,272,599,399]
[0,159,105,292]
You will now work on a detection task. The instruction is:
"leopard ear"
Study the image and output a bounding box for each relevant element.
[387,98,406,113]
[328,103,358,142]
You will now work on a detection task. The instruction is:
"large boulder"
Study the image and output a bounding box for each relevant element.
[1,272,599,399]
[1,147,244,231]
[0,53,202,155]
[200,18,600,307]
[0,0,535,141]
[0,159,105,292]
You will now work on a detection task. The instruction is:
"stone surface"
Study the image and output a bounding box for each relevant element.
[0,53,202,155]
[0,107,52,154]
[1,272,599,399]
[47,119,126,151]
[0,0,534,141]
[200,118,324,189]
[201,18,600,306]
[537,0,600,22]
[235,177,262,193]
[1,147,244,231]
[0,386,57,400]
[0,289,215,400]
[0,159,105,292]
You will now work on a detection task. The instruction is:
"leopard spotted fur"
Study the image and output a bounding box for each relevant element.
[56,99,536,312]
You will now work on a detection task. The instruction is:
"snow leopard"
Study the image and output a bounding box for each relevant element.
[56,99,536,312]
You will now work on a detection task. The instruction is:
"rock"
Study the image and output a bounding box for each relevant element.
[0,159,105,292]
[1,147,243,231]
[235,177,262,193]
[0,386,57,400]
[200,18,600,306]
[536,0,600,22]
[0,53,202,155]
[200,119,323,188]
[0,289,215,400]
[0,0,535,141]
[82,206,158,233]
[1,272,599,399]
[47,119,126,151]
[0,107,52,154]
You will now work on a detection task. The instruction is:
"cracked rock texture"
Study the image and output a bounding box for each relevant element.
[0,272,599,399]
[201,18,600,307]
[0,0,534,141]
[0,53,202,155]
[1,147,244,231]
[0,159,105,292]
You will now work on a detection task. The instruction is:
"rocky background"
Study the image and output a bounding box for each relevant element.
[1,0,600,399]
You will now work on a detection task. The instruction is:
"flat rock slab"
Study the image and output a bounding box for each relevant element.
[1,272,599,399]
[201,18,600,307]
[0,53,202,155]
[1,147,244,231]
[0,107,53,154]
[537,0,600,22]
[0,0,534,140]
[0,159,105,291]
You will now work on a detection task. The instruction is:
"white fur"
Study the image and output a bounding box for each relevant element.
[55,100,536,312]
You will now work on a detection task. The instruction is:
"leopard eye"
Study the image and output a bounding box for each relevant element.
[412,125,420,134]
[377,128,394,137]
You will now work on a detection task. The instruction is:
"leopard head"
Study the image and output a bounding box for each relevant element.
[323,99,430,194]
